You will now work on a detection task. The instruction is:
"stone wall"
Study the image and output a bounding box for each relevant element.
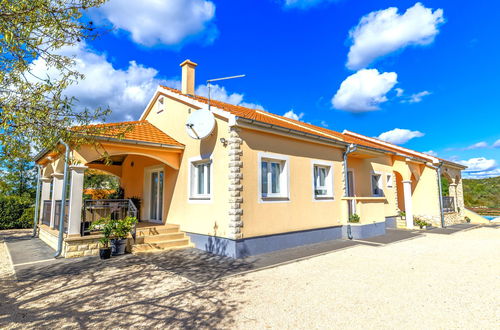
[228,128,244,240]
[63,237,101,258]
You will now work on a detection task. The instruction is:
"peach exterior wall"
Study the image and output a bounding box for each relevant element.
[144,95,232,238]
[411,165,441,220]
[239,128,344,237]
[347,156,399,218]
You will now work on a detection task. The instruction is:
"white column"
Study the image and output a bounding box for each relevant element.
[67,165,87,236]
[39,178,52,223]
[50,173,64,228]
[449,183,458,212]
[403,180,414,229]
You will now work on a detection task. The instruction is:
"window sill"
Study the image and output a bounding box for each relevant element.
[314,196,334,201]
[260,196,290,203]
[189,196,211,201]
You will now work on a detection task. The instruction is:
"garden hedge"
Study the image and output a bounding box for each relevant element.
[0,195,34,230]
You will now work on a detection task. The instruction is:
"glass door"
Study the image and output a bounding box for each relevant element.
[149,170,164,222]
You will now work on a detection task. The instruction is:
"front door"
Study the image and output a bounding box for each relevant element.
[149,169,164,223]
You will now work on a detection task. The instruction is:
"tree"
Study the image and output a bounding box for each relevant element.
[0,154,36,198]
[0,0,111,161]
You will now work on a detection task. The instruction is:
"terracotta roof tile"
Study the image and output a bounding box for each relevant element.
[76,120,184,147]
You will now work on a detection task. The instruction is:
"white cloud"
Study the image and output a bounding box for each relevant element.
[377,128,424,144]
[91,0,217,47]
[407,90,431,103]
[347,2,445,70]
[465,141,488,150]
[320,120,329,127]
[493,139,500,148]
[283,109,304,121]
[29,42,179,122]
[283,0,335,9]
[395,88,404,97]
[195,84,264,110]
[459,157,498,178]
[332,69,398,112]
[424,150,437,157]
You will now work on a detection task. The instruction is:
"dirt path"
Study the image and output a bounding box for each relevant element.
[0,227,498,329]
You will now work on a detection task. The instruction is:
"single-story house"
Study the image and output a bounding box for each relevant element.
[33,60,467,258]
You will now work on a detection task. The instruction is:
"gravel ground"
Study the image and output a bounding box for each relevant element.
[0,227,499,329]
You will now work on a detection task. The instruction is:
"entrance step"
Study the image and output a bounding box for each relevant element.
[131,223,193,255]
[396,217,407,229]
[134,232,186,244]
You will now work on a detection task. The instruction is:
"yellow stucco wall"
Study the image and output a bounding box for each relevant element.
[411,165,441,220]
[144,94,232,238]
[347,155,398,218]
[238,128,346,237]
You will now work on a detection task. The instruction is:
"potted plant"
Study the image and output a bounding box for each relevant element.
[465,216,471,223]
[398,210,406,219]
[90,217,113,260]
[110,216,138,256]
[349,213,360,223]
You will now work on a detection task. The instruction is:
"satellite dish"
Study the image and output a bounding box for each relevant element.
[185,108,215,140]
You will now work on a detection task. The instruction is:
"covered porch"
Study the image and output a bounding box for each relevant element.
[33,121,189,257]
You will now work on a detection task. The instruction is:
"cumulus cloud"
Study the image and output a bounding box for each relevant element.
[407,90,431,103]
[283,0,336,9]
[332,69,398,112]
[195,84,264,110]
[465,141,489,150]
[459,157,499,178]
[377,128,424,145]
[91,0,217,47]
[29,43,179,122]
[283,109,305,121]
[493,139,500,148]
[395,88,404,97]
[347,2,445,70]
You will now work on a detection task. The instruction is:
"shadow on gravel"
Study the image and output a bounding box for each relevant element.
[0,248,252,328]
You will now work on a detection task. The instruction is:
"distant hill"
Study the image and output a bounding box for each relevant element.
[463,176,500,209]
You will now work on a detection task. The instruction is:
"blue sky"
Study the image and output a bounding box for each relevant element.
[43,0,500,177]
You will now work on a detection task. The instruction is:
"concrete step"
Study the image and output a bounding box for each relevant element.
[131,238,193,254]
[132,243,194,255]
[134,232,186,244]
[135,224,180,236]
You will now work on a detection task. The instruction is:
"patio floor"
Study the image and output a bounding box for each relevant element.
[6,228,427,283]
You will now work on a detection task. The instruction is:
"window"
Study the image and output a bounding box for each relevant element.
[190,160,211,199]
[386,174,393,188]
[260,154,289,200]
[371,173,383,197]
[313,163,333,199]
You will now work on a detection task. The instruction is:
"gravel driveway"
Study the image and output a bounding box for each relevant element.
[1,226,498,329]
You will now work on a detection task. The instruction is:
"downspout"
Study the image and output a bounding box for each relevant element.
[54,140,70,258]
[436,163,445,228]
[31,165,42,237]
[343,144,357,240]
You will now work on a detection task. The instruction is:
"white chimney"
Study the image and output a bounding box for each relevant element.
[180,59,197,95]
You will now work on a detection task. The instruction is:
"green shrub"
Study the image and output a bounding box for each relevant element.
[18,207,34,229]
[349,213,360,223]
[0,195,33,229]
[413,217,430,229]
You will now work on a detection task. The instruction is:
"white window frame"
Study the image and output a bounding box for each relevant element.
[188,155,213,202]
[386,173,394,188]
[371,172,384,197]
[258,152,290,202]
[311,160,334,201]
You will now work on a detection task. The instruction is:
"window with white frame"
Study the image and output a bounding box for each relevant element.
[386,173,393,188]
[313,163,333,199]
[260,156,288,199]
[190,160,211,199]
[371,173,383,197]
